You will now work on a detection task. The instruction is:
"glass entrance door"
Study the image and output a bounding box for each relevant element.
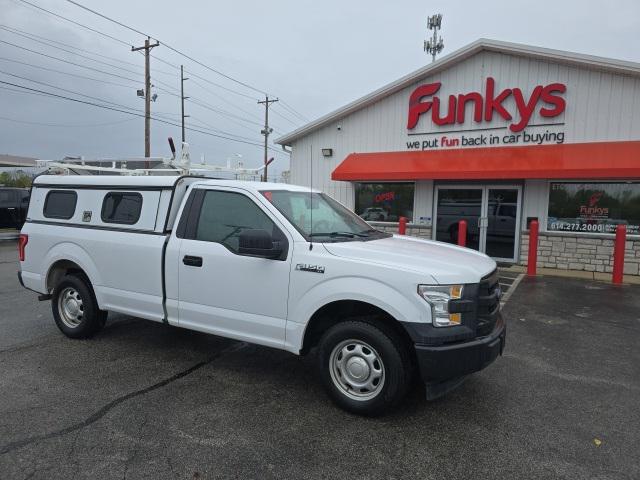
[434,187,483,251]
[434,185,522,262]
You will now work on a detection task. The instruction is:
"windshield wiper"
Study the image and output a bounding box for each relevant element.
[309,231,369,238]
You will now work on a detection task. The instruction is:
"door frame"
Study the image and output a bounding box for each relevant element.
[432,184,523,263]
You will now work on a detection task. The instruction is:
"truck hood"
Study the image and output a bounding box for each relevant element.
[323,235,496,284]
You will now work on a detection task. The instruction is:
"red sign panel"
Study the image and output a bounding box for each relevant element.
[407,77,566,133]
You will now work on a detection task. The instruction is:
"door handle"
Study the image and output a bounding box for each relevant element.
[183,255,203,267]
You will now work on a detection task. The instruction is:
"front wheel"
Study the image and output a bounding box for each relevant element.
[52,274,107,339]
[317,320,413,416]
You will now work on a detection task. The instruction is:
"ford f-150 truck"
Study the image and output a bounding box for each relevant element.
[18,175,505,416]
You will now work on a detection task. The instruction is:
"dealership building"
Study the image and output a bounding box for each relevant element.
[276,39,640,276]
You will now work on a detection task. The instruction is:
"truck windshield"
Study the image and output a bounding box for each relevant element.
[261,190,391,242]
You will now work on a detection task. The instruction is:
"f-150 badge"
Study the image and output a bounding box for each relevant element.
[296,264,325,274]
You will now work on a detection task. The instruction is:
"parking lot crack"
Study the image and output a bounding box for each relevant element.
[0,341,246,456]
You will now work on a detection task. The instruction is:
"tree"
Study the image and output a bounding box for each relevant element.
[0,171,32,187]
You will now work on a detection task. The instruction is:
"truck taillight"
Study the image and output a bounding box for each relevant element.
[18,234,28,262]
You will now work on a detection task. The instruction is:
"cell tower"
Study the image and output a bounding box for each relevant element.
[424,14,444,62]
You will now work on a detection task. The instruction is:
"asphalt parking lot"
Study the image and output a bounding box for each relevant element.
[1,241,639,480]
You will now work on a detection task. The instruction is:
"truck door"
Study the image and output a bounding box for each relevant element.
[175,187,292,349]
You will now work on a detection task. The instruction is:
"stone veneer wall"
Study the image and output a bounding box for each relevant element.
[370,224,640,277]
[519,232,640,276]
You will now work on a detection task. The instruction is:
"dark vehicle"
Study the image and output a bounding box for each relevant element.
[0,187,30,230]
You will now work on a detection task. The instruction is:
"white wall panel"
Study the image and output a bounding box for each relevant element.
[289,50,640,213]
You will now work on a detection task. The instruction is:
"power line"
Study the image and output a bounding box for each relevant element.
[14,0,134,47]
[0,24,141,69]
[187,97,263,128]
[0,80,286,153]
[12,0,307,128]
[183,68,259,101]
[269,105,302,126]
[0,115,137,128]
[0,23,178,78]
[0,69,182,124]
[0,69,141,111]
[278,99,310,122]
[0,39,141,84]
[0,32,277,138]
[188,77,267,125]
[0,56,135,89]
[64,0,148,37]
[62,0,267,96]
[0,25,144,77]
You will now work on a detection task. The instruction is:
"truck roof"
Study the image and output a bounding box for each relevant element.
[32,175,318,192]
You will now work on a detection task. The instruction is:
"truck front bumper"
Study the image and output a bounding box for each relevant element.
[414,313,506,383]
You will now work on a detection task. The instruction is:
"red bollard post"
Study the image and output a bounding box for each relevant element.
[527,219,539,277]
[398,216,407,235]
[457,220,467,247]
[612,224,627,285]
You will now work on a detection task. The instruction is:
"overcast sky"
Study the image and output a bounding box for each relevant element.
[1,0,639,176]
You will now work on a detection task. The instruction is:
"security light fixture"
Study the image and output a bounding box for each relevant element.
[322,148,333,157]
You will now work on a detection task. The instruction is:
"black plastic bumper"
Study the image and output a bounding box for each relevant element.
[414,314,506,382]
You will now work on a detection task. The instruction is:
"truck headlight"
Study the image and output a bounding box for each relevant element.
[418,285,464,327]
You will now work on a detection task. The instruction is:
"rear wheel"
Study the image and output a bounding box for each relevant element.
[52,274,107,339]
[317,320,412,416]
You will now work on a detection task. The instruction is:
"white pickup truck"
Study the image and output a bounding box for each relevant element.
[18,175,505,416]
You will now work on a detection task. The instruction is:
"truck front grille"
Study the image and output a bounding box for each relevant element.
[476,269,500,337]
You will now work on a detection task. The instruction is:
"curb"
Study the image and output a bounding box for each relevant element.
[500,264,640,285]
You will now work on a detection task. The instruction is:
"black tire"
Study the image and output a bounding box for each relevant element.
[51,274,107,339]
[317,320,413,416]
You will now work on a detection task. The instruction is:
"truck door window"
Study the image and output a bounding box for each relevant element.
[194,190,282,253]
[101,192,143,225]
[43,190,77,220]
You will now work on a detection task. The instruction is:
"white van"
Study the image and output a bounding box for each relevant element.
[18,175,505,415]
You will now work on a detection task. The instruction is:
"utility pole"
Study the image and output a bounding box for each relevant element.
[132,37,159,164]
[258,95,278,181]
[180,65,189,143]
[423,14,444,62]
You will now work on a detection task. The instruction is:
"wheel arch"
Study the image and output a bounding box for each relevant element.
[43,242,103,305]
[43,242,100,292]
[300,299,414,357]
[46,259,90,292]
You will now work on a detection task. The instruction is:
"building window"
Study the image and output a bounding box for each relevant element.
[547,182,640,235]
[355,183,415,222]
[101,192,143,225]
[43,190,77,220]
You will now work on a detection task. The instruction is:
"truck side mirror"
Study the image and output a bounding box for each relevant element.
[238,229,282,259]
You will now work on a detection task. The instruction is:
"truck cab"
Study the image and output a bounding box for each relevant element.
[18,175,505,416]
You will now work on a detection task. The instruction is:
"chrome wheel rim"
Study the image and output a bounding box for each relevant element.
[58,287,84,328]
[329,339,385,401]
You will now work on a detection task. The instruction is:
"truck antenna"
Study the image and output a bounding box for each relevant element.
[309,143,313,251]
